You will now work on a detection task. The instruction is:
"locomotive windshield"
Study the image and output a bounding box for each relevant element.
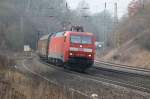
[70,35,92,44]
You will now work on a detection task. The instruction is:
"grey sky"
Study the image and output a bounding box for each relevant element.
[66,0,132,17]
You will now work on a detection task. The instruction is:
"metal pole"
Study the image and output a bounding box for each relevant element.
[114,2,118,48]
[36,31,40,49]
[26,0,31,13]
[140,0,144,9]
[102,2,107,54]
[20,16,24,49]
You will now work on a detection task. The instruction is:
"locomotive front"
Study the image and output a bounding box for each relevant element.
[64,31,95,70]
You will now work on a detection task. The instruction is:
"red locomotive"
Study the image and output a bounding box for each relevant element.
[37,29,96,71]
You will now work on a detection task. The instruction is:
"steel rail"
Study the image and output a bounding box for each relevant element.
[39,59,150,93]
[95,60,150,72]
[95,60,150,77]
[90,66,150,93]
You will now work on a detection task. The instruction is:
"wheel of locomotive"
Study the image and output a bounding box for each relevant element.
[50,58,53,63]
[76,68,85,73]
[77,66,86,73]
[54,58,57,65]
[63,62,71,69]
[49,58,52,63]
[53,58,55,64]
[55,59,59,66]
[57,59,64,66]
[78,63,92,73]
[55,59,58,66]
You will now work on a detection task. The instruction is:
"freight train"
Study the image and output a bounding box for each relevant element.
[37,28,96,72]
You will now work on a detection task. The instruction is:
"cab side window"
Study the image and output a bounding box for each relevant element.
[55,32,64,37]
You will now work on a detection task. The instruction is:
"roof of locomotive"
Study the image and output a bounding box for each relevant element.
[39,31,94,40]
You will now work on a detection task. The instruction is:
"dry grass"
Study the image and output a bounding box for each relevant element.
[0,68,89,99]
[0,54,15,69]
[2,53,92,99]
[99,43,150,69]
[0,70,68,99]
[0,53,89,99]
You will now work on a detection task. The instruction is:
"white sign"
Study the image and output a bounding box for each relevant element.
[24,45,31,52]
[95,42,103,48]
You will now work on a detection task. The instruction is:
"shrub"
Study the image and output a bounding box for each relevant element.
[0,54,15,69]
[137,32,150,50]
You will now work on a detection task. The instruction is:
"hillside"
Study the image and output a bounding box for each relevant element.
[101,1,150,69]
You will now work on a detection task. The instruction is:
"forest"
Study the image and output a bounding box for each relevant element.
[0,0,113,51]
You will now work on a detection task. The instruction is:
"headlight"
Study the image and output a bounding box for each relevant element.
[70,53,73,55]
[88,54,92,57]
[83,48,92,52]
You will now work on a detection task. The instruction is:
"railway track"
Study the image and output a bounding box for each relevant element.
[39,59,150,93]
[88,67,150,93]
[95,60,150,77]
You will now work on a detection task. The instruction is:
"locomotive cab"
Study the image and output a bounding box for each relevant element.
[63,31,95,70]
